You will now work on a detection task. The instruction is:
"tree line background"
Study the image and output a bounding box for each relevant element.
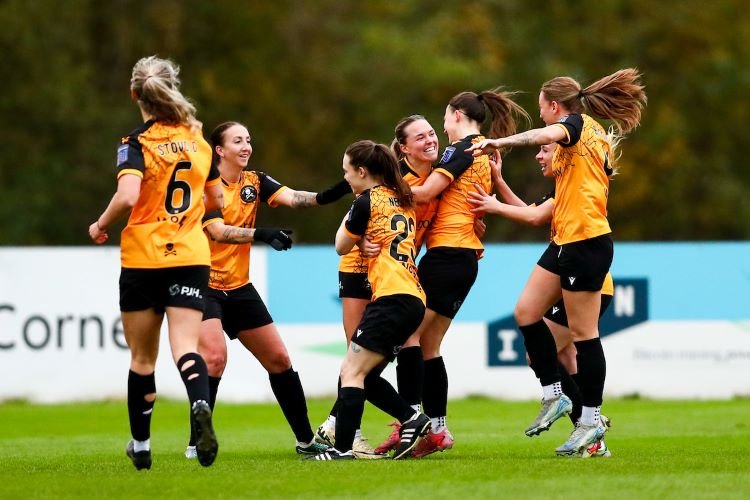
[1,0,748,245]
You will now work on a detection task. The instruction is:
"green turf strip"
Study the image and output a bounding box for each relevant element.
[0,398,748,499]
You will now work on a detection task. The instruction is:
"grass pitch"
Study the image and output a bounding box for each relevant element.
[0,397,748,499]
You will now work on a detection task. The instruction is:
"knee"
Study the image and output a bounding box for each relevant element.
[264,351,292,374]
[339,357,366,387]
[514,302,540,326]
[201,349,227,377]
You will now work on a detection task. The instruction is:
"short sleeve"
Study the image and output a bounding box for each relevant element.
[257,171,286,203]
[115,135,145,178]
[434,137,474,181]
[556,114,583,147]
[344,191,371,237]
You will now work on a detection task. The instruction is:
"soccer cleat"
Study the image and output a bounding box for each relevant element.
[314,420,336,448]
[374,421,401,454]
[411,427,454,458]
[352,434,387,459]
[192,400,219,467]
[305,449,355,461]
[582,439,612,458]
[125,440,152,471]
[184,445,197,459]
[525,394,573,436]
[555,420,607,456]
[579,415,612,458]
[392,412,431,460]
[296,440,329,455]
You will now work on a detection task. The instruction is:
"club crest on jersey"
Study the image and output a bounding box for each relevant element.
[240,185,257,203]
[440,146,456,164]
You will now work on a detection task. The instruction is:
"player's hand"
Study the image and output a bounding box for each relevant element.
[473,217,487,239]
[254,228,293,251]
[467,183,502,215]
[466,138,501,157]
[489,151,503,179]
[89,221,108,244]
[357,236,380,258]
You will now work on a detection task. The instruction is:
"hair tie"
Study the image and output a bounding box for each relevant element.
[578,90,584,98]
[477,93,484,102]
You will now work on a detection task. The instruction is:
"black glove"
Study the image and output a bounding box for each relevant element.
[253,228,293,251]
[315,179,352,205]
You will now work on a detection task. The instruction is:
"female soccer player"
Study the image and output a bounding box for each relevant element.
[468,68,646,455]
[314,115,441,458]
[309,140,430,460]
[400,90,529,457]
[88,56,223,470]
[469,144,615,457]
[183,121,349,458]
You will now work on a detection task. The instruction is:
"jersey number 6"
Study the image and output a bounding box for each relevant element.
[165,161,193,214]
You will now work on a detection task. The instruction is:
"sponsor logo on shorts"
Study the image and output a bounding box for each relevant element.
[169,284,203,299]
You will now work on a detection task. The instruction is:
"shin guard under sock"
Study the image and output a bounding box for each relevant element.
[269,368,313,443]
[574,338,606,407]
[519,320,560,385]
[128,370,156,441]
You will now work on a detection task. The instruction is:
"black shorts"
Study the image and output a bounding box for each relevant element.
[338,272,372,300]
[119,265,209,313]
[203,283,273,339]
[537,234,613,292]
[351,294,425,362]
[418,247,478,319]
[544,294,613,327]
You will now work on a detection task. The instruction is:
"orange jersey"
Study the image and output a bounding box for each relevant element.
[338,159,438,275]
[116,120,219,269]
[343,186,425,302]
[338,246,368,274]
[550,114,612,245]
[202,171,287,290]
[401,158,438,254]
[426,135,491,255]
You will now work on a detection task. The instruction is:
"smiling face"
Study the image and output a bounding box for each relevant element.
[215,124,253,168]
[400,118,438,166]
[535,143,557,177]
[342,153,366,195]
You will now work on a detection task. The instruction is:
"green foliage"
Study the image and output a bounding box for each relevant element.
[0,398,749,498]
[2,0,749,244]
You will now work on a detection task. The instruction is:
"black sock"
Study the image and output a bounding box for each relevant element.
[519,320,560,385]
[364,370,414,423]
[208,376,221,410]
[177,352,210,404]
[128,370,156,442]
[269,368,313,443]
[422,357,448,419]
[570,373,583,423]
[396,346,424,408]
[328,376,342,418]
[190,376,221,446]
[574,338,606,407]
[335,387,365,452]
[558,363,582,424]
